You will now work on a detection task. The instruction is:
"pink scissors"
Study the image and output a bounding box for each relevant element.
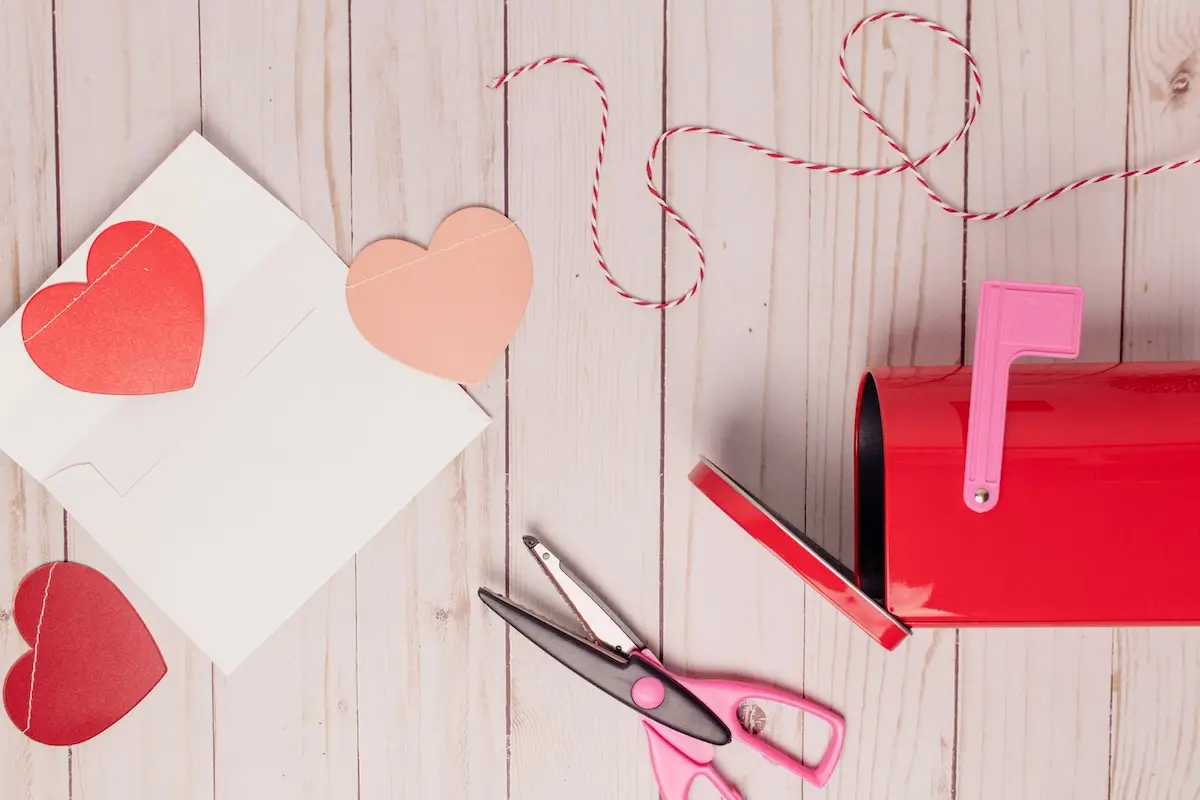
[478,536,847,799]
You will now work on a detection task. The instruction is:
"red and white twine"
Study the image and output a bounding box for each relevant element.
[489,11,1200,310]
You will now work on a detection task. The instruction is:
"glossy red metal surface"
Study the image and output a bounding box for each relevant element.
[688,459,911,650]
[868,361,1200,627]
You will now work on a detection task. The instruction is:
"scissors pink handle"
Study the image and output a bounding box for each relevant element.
[637,651,846,797]
[643,722,744,800]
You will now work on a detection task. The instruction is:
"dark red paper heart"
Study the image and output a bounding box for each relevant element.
[21,220,205,395]
[2,562,167,746]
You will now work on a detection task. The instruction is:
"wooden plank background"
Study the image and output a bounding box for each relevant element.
[1,1,1198,798]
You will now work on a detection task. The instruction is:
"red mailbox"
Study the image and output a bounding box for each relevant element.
[691,281,1200,650]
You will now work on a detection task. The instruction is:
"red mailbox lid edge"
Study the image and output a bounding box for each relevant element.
[689,457,911,651]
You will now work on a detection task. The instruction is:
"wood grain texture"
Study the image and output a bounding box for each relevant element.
[198,1,358,797]
[349,0,507,798]
[661,1,815,798]
[0,2,68,798]
[5,2,1200,798]
[956,3,1127,799]
[964,0,1129,356]
[958,629,1113,800]
[802,4,963,798]
[55,2,214,799]
[1116,2,1200,799]
[506,1,663,797]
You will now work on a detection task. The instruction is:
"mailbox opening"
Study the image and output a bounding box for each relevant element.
[856,374,887,604]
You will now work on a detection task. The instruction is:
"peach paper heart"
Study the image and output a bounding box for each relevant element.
[346,207,532,385]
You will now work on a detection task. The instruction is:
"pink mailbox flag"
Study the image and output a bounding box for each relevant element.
[964,280,1084,513]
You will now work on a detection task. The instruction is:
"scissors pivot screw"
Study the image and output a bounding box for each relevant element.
[738,702,767,735]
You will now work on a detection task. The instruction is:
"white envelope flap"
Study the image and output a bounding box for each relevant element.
[0,133,348,496]
[41,291,489,673]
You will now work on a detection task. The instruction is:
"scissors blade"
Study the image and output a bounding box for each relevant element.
[523,535,644,657]
[478,588,730,746]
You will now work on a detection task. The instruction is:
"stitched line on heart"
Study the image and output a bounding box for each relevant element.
[23,220,512,350]
[22,225,160,345]
[23,562,58,734]
[345,222,518,291]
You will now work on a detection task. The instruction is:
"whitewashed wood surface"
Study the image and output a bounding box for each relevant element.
[1,1,1198,798]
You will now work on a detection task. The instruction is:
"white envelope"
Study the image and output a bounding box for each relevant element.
[0,132,490,674]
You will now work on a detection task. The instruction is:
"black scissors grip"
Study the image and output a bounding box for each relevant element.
[479,588,732,746]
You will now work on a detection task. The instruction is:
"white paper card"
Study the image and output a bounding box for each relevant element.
[0,132,491,673]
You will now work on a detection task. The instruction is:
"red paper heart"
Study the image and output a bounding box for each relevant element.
[2,562,167,746]
[21,220,205,395]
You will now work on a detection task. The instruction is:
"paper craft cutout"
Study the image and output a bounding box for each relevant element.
[21,220,204,395]
[346,207,533,385]
[2,562,167,746]
[0,132,490,674]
